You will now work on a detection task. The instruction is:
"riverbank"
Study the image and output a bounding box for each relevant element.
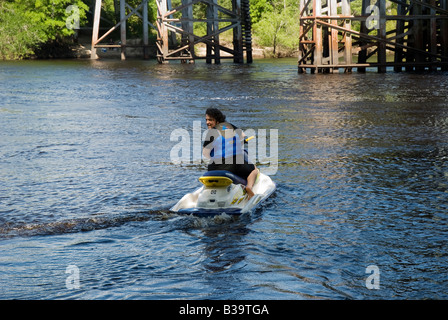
[31,36,296,60]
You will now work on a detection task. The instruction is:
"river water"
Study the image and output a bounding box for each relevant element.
[0,58,447,300]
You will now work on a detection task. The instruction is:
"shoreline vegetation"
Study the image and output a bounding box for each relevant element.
[1,0,304,61]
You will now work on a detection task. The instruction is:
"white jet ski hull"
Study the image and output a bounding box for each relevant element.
[170,170,276,217]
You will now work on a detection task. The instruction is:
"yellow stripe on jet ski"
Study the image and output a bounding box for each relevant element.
[199,176,233,187]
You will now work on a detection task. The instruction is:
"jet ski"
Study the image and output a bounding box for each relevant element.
[170,170,276,217]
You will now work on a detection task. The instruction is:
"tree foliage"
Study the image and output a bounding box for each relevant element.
[0,0,88,60]
[251,0,300,56]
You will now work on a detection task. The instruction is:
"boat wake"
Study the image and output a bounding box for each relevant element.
[0,209,172,239]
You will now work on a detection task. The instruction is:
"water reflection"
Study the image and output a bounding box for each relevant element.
[199,224,249,273]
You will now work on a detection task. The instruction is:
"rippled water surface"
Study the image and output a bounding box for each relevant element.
[1,59,447,299]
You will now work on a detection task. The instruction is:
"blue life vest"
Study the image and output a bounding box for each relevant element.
[209,124,244,162]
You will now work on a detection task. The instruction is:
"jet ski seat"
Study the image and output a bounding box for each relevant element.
[200,170,247,186]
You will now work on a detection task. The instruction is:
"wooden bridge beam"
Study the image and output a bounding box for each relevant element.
[91,0,102,59]
[120,0,126,60]
[442,0,448,70]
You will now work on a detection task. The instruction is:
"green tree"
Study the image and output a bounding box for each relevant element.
[252,0,300,56]
[1,1,41,59]
[249,0,272,25]
[0,0,88,60]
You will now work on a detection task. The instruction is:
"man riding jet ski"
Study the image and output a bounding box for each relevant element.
[170,108,275,217]
[203,108,258,199]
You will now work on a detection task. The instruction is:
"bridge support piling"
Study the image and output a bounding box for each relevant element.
[298,0,448,73]
[120,0,126,60]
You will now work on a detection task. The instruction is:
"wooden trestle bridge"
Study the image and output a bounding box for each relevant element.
[299,0,448,72]
[91,0,252,63]
[90,0,448,72]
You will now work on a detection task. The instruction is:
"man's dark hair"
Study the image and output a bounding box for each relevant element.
[205,108,226,123]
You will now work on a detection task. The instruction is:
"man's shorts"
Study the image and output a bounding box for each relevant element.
[208,158,255,180]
